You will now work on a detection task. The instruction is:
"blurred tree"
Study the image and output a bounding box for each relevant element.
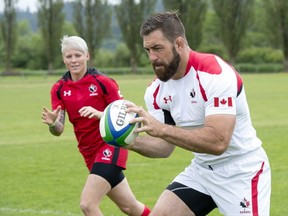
[199,9,228,58]
[263,0,288,72]
[13,20,39,69]
[243,0,271,48]
[163,0,208,50]
[62,21,77,39]
[73,0,112,66]
[212,0,254,64]
[115,0,156,73]
[114,43,130,67]
[13,21,76,70]
[93,48,114,68]
[0,0,17,73]
[38,0,64,73]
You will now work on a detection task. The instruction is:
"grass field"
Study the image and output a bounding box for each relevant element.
[0,73,287,215]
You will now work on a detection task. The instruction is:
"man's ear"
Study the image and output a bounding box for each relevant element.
[175,37,185,50]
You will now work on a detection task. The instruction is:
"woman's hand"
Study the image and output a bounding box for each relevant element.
[79,106,103,119]
[42,105,61,125]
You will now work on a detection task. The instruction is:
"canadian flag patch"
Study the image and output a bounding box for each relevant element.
[214,97,233,107]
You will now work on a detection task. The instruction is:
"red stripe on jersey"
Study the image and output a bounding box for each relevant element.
[189,50,243,101]
[190,50,223,102]
[251,162,264,215]
[153,85,160,109]
[196,71,208,102]
[214,97,219,107]
[228,97,232,107]
[230,65,243,96]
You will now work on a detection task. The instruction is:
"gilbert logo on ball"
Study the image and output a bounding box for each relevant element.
[100,99,140,147]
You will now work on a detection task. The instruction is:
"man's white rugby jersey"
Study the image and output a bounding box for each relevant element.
[144,50,262,165]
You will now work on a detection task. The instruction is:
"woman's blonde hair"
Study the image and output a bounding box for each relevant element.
[60,35,88,54]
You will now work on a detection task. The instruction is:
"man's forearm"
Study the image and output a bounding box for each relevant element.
[128,135,175,158]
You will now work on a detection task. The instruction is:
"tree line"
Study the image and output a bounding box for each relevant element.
[0,0,288,74]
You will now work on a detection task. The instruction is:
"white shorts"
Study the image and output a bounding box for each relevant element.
[173,147,271,216]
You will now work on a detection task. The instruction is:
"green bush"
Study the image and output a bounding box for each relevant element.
[235,63,283,73]
[94,49,115,68]
[114,43,131,67]
[237,47,283,63]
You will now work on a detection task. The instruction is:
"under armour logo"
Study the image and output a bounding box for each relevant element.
[163,95,172,104]
[63,90,71,96]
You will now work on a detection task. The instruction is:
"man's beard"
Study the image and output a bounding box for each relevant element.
[152,47,180,82]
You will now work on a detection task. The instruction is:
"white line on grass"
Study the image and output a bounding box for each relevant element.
[0,207,80,216]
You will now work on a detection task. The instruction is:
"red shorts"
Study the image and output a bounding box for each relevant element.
[82,144,128,171]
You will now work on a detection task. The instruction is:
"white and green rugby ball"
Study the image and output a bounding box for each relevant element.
[100,99,140,147]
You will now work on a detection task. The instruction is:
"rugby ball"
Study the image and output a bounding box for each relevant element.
[100,99,140,147]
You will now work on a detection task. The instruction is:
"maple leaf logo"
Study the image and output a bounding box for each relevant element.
[220,99,227,105]
[89,84,97,93]
[190,89,196,98]
[103,148,112,158]
[214,97,233,107]
[240,198,250,208]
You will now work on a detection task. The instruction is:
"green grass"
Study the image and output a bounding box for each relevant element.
[0,73,287,215]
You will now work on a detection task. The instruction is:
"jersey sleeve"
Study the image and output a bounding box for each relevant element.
[200,57,238,117]
[50,81,65,110]
[97,76,123,105]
